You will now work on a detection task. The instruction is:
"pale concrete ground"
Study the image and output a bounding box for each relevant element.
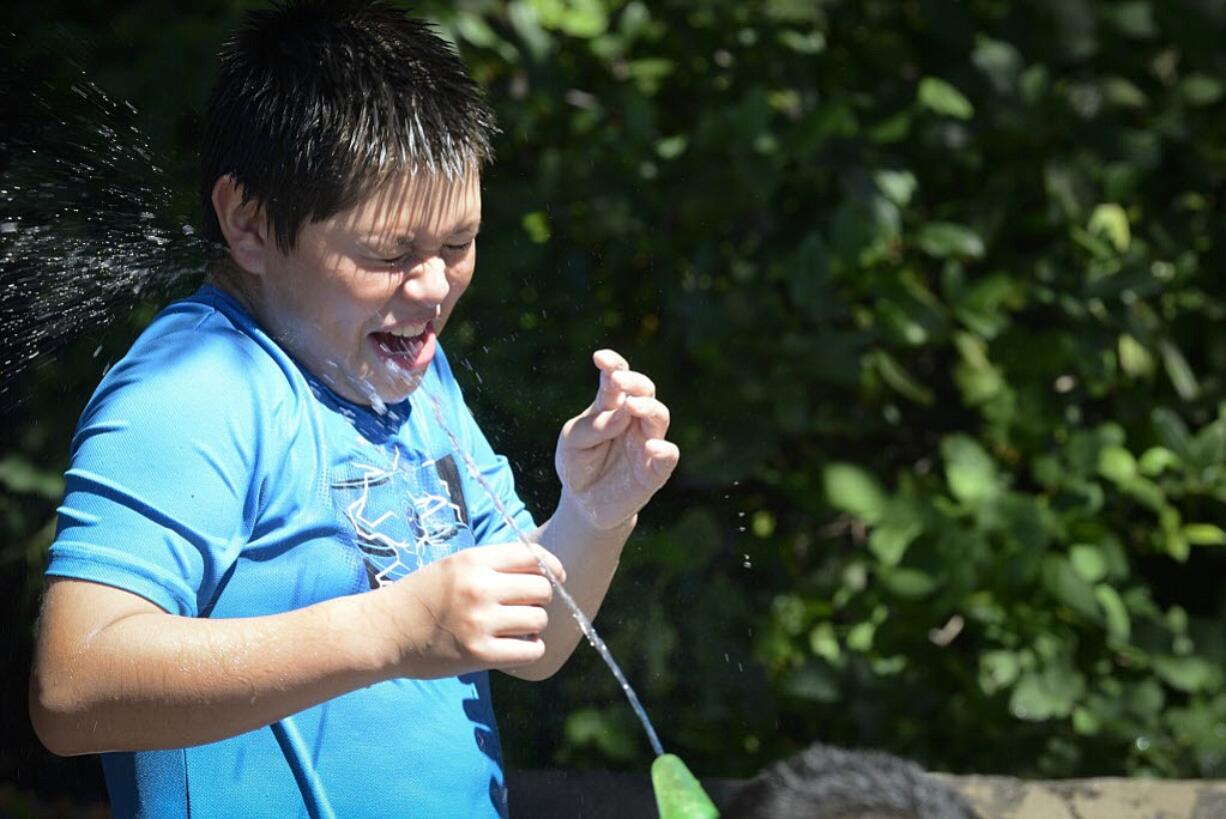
[943,775,1226,819]
[508,770,1226,818]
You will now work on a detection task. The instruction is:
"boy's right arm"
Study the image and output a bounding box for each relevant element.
[30,542,563,756]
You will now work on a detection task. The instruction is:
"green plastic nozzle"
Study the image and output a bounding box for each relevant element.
[651,753,719,819]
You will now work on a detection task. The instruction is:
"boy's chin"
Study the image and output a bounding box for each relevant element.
[368,368,426,406]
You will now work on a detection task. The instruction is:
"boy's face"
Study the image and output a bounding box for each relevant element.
[253,171,481,406]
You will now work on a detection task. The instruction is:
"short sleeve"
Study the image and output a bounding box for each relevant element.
[427,348,537,546]
[48,317,270,616]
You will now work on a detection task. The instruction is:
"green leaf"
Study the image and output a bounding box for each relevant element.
[916,222,985,259]
[1097,446,1137,484]
[751,510,776,538]
[1042,556,1100,620]
[1010,666,1085,721]
[777,29,825,54]
[1138,446,1180,475]
[1165,530,1191,562]
[655,135,688,160]
[1069,544,1108,583]
[652,754,719,819]
[1103,77,1148,108]
[1152,408,1192,457]
[507,0,551,60]
[867,109,911,143]
[1160,341,1200,400]
[1094,585,1131,641]
[874,169,918,206]
[1154,656,1221,693]
[564,708,637,761]
[979,650,1021,694]
[1181,73,1224,107]
[531,0,608,38]
[971,38,1022,94]
[942,434,1000,505]
[1183,524,1226,546]
[846,620,876,652]
[872,349,934,405]
[521,210,551,243]
[868,506,923,567]
[880,567,938,599]
[0,456,64,499]
[824,463,888,524]
[1105,1,1158,39]
[1088,203,1130,252]
[1122,476,1166,514]
[809,622,841,664]
[782,664,840,702]
[955,272,1015,338]
[917,76,974,119]
[1119,334,1155,379]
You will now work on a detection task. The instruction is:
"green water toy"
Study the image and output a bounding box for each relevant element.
[651,753,719,819]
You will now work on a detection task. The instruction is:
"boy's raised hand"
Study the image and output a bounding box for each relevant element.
[556,349,681,531]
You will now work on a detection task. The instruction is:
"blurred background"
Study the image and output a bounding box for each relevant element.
[6,0,1226,811]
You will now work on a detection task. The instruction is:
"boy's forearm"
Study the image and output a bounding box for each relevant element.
[31,586,397,756]
[507,492,635,681]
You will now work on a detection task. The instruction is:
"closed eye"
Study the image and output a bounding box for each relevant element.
[376,240,474,267]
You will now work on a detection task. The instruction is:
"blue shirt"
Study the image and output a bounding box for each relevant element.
[46,284,535,818]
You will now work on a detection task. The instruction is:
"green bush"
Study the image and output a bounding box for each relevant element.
[6,0,1226,787]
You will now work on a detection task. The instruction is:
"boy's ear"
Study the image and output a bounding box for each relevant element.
[211,176,271,275]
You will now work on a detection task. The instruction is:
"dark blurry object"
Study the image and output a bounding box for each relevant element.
[722,743,979,819]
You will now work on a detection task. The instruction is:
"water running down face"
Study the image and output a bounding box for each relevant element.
[214,170,481,406]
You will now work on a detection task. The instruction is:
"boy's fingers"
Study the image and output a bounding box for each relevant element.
[645,438,681,476]
[592,348,629,372]
[493,604,550,637]
[498,573,554,606]
[563,407,633,449]
[491,635,548,667]
[593,350,630,411]
[625,395,670,439]
[609,369,656,398]
[488,543,566,583]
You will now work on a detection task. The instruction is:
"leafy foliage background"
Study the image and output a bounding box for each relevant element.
[5,0,1226,799]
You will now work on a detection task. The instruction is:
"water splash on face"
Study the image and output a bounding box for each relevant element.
[0,73,210,399]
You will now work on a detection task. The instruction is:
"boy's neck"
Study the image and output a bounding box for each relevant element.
[205,259,261,317]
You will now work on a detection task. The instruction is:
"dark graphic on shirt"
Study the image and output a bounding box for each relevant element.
[330,449,474,588]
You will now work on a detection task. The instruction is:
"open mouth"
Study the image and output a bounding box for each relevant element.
[370,323,437,372]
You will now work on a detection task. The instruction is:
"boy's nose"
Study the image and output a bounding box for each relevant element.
[402,254,450,307]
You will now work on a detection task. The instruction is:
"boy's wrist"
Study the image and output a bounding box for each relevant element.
[557,489,637,540]
[322,589,406,683]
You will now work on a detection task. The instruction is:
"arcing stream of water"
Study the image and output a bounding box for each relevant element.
[424,391,665,757]
[2,76,666,759]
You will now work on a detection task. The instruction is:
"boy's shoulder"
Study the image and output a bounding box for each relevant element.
[83,286,300,427]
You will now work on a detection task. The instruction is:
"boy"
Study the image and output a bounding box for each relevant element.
[28,2,679,817]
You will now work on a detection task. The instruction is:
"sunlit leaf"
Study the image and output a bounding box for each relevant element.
[916,222,985,259]
[942,434,1000,505]
[824,463,888,524]
[917,76,974,119]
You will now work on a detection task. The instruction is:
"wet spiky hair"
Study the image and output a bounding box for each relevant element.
[200,0,496,252]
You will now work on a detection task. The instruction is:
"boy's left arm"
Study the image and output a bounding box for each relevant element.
[504,348,679,681]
